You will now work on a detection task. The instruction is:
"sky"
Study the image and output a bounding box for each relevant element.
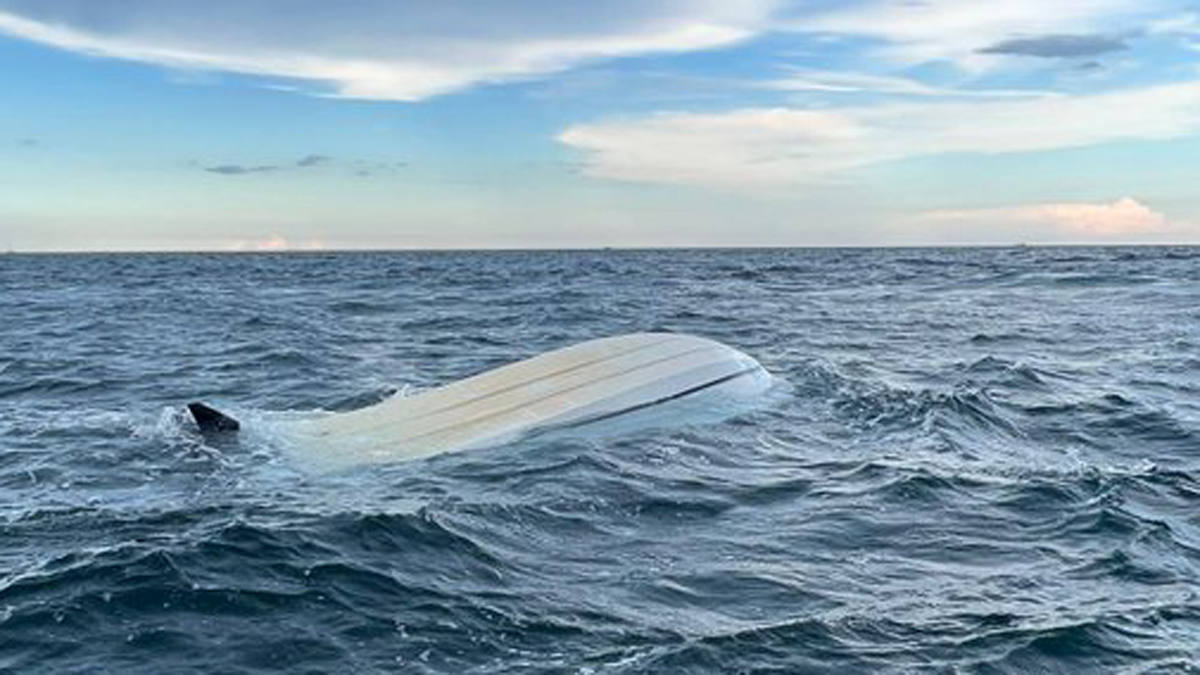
[1,0,1199,251]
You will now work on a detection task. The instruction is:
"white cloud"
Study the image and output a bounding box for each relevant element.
[560,108,868,187]
[223,235,326,251]
[1147,11,1200,53]
[767,70,939,95]
[763,68,1052,98]
[0,1,778,101]
[0,0,1186,103]
[560,81,1200,187]
[916,198,1171,237]
[802,0,1168,70]
[0,0,1190,104]
[227,234,289,251]
[1147,12,1200,35]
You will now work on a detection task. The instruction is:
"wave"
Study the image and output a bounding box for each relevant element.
[3,248,1198,672]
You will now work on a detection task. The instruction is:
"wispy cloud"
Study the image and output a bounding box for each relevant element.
[978,34,1129,59]
[0,1,1186,107]
[204,164,280,176]
[803,0,1169,70]
[199,154,405,179]
[1146,12,1200,52]
[350,160,407,178]
[201,154,338,176]
[295,154,331,168]
[763,70,949,96]
[763,69,1051,98]
[1148,12,1200,35]
[0,1,777,101]
[560,81,1200,188]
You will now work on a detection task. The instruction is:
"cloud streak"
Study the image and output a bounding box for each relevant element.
[764,69,1052,98]
[560,81,1200,187]
[804,0,1168,70]
[199,154,407,178]
[201,154,339,176]
[0,0,1183,104]
[0,1,777,101]
[295,154,330,168]
[204,164,280,175]
[978,34,1129,59]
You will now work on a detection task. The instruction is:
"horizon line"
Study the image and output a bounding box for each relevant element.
[4,242,1198,256]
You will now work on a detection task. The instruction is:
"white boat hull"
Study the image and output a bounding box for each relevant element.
[283,333,771,466]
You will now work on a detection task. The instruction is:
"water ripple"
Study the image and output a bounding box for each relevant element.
[1,248,1198,672]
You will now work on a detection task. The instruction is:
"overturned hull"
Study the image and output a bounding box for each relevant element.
[194,333,773,466]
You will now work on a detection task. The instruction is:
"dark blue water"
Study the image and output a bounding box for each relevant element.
[1,248,1198,673]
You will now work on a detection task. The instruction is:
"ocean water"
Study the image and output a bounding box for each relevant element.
[1,247,1198,674]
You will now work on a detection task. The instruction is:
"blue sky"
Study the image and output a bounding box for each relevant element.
[2,0,1199,251]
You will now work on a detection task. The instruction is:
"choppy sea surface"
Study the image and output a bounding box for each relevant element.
[1,247,1198,674]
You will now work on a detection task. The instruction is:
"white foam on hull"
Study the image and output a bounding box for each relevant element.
[283,333,772,468]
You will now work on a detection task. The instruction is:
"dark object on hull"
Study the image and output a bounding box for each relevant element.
[188,402,241,433]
